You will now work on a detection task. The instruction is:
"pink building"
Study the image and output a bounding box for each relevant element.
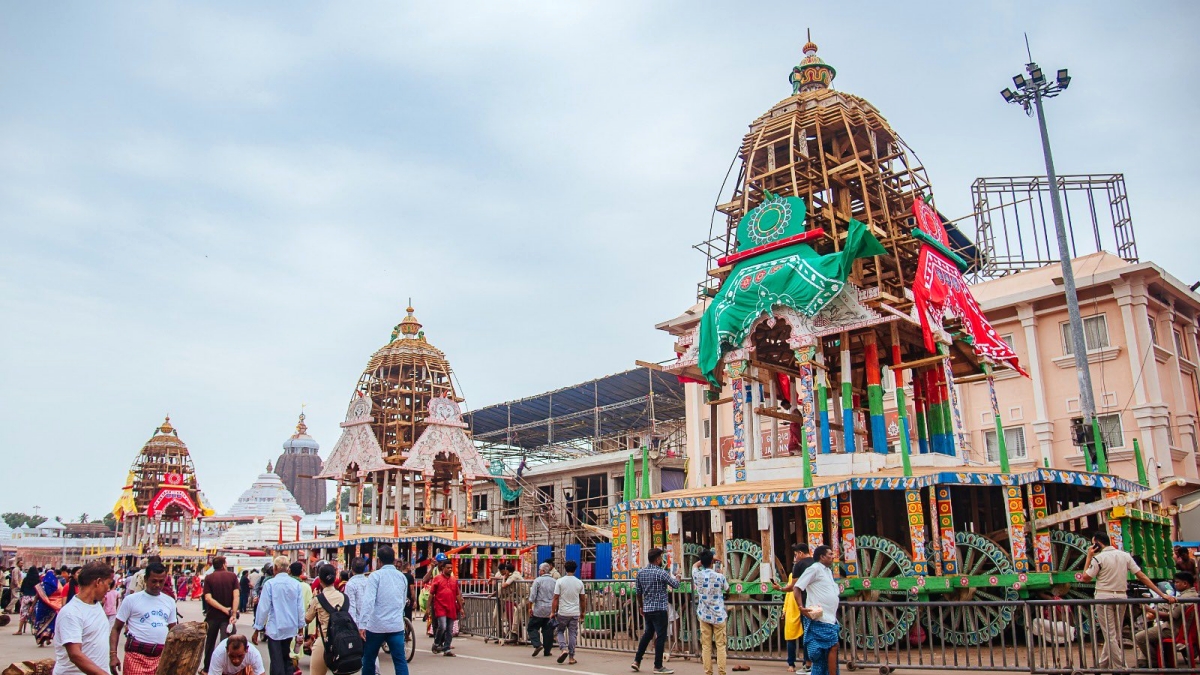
[949,251,1200,485]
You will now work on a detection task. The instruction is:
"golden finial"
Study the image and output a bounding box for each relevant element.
[159,415,174,435]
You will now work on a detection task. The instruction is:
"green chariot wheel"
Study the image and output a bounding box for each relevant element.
[845,535,918,650]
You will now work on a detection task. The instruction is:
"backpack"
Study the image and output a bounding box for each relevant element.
[316,592,364,675]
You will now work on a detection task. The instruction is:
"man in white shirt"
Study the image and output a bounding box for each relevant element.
[551,560,586,665]
[207,635,265,675]
[110,562,177,675]
[797,546,839,675]
[342,557,369,625]
[252,557,305,675]
[55,561,116,675]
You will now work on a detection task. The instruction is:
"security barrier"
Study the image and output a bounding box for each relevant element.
[451,580,1200,673]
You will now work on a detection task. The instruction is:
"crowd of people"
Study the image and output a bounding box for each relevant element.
[0,543,845,675]
[2,541,1194,675]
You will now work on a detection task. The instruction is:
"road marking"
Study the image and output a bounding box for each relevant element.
[454,653,610,675]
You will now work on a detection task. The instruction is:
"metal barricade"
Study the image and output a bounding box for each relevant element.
[448,577,1200,674]
[459,593,502,642]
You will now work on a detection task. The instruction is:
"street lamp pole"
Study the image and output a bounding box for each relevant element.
[1001,50,1107,473]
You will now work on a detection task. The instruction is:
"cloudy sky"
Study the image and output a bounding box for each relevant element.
[2,2,1197,521]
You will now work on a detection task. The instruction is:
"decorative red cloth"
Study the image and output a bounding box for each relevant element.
[911,198,1027,376]
[123,650,161,675]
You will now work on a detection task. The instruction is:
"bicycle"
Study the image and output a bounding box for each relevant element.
[380,617,417,663]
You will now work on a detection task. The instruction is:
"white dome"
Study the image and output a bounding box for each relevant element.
[224,466,306,520]
[219,497,303,549]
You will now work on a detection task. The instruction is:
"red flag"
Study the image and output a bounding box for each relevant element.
[911,198,1027,376]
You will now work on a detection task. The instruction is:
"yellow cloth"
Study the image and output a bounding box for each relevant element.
[783,574,803,640]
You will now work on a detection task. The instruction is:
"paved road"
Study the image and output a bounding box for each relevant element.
[3,600,965,675]
[0,600,720,675]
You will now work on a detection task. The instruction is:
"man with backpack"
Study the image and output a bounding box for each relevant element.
[358,545,408,675]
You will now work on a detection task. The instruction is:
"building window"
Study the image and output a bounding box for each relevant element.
[1062,315,1110,355]
[983,427,1027,463]
[1098,414,1124,449]
[1148,316,1160,346]
[1001,334,1015,351]
[1174,329,1187,359]
[472,493,488,516]
[703,418,711,439]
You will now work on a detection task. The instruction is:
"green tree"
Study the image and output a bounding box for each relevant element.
[2,512,47,528]
[102,512,117,529]
[78,512,89,523]
[323,486,373,512]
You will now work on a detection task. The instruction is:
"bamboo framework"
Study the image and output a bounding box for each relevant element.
[337,306,470,530]
[698,87,933,304]
[116,417,205,550]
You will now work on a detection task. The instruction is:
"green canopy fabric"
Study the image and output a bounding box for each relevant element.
[489,459,523,502]
[736,191,808,250]
[698,218,886,385]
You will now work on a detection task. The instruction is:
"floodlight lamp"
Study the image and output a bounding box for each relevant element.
[1001,88,1015,103]
[1030,68,1045,85]
[1012,74,1027,89]
[1056,69,1071,88]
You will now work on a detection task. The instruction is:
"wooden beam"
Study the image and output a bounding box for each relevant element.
[892,353,950,372]
[754,406,803,425]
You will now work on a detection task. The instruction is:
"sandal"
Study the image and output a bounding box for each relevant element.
[569,659,577,665]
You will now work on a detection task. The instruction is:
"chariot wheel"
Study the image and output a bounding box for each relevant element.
[1049,530,1095,635]
[682,542,705,577]
[845,535,918,650]
[927,532,1018,646]
[721,538,783,652]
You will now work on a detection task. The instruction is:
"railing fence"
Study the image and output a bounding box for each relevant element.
[447,580,1199,674]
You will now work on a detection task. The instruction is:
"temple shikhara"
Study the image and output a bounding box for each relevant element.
[274,412,326,514]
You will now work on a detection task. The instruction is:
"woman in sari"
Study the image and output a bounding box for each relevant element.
[13,567,40,635]
[33,569,63,647]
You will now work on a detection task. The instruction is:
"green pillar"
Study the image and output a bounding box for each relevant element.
[1133,437,1148,487]
[891,324,912,477]
[984,363,1010,473]
[640,446,651,499]
[624,455,635,502]
[1091,417,1109,474]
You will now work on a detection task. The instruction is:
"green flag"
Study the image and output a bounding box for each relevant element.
[698,218,886,385]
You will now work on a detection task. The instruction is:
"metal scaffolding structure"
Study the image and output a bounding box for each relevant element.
[969,173,1138,281]
[465,367,687,465]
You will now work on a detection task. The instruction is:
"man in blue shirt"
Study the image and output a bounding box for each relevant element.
[252,557,305,675]
[632,547,680,675]
[358,545,409,675]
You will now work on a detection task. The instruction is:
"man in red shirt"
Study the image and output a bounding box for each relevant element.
[426,562,463,657]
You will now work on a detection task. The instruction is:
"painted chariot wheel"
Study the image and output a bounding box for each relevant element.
[712,539,783,651]
[845,535,918,650]
[1049,530,1095,636]
[926,532,1018,646]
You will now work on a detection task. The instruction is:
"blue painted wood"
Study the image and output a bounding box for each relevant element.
[594,542,613,580]
[565,543,582,573]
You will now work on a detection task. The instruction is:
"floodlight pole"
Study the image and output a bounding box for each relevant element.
[1005,56,1106,473]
